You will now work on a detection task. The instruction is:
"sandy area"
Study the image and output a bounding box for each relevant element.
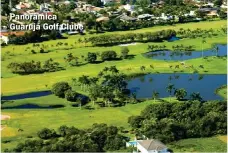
[1,115,10,120]
[1,115,10,131]
[119,43,137,46]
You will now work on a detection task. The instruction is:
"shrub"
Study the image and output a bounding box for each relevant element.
[40,48,45,53]
[51,82,71,98]
[31,50,36,54]
[101,50,117,61]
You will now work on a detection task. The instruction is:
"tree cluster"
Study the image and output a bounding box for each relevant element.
[8,31,42,45]
[128,101,227,143]
[73,66,132,107]
[7,59,62,75]
[8,124,128,152]
[87,29,176,46]
[51,82,87,104]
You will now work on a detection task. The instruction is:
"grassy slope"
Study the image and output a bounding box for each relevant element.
[217,85,227,100]
[168,136,227,152]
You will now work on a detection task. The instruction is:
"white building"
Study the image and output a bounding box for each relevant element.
[0,34,9,44]
[101,0,113,5]
[184,11,195,17]
[40,3,51,11]
[136,139,169,153]
[123,4,135,12]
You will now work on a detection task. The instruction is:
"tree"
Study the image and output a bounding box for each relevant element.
[65,89,78,102]
[87,0,103,7]
[152,90,159,102]
[43,58,61,72]
[214,0,223,6]
[1,4,11,16]
[121,47,130,59]
[51,82,71,98]
[101,50,117,61]
[201,38,206,58]
[213,45,219,57]
[136,0,151,8]
[128,116,144,129]
[166,83,174,102]
[37,128,57,139]
[120,0,128,4]
[109,65,119,74]
[174,88,187,100]
[78,75,90,91]
[89,84,101,106]
[87,52,97,63]
[190,92,203,101]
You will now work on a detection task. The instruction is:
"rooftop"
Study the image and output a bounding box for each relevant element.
[137,139,167,151]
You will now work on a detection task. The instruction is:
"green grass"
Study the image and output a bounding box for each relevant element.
[168,136,227,152]
[216,85,227,100]
[1,99,157,150]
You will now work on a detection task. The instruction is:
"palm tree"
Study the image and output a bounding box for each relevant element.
[166,83,174,102]
[88,84,100,106]
[190,92,202,101]
[213,45,219,57]
[201,38,206,58]
[174,88,187,100]
[109,66,119,74]
[152,90,159,102]
[140,66,146,71]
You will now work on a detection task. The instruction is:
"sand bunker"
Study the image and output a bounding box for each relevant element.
[119,43,137,46]
[1,115,10,120]
[1,115,10,131]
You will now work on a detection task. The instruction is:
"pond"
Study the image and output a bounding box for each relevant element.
[127,73,226,101]
[168,36,181,42]
[1,90,52,101]
[2,104,64,109]
[144,44,227,60]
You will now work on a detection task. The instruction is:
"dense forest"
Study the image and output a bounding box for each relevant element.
[5,124,129,152]
[128,101,227,143]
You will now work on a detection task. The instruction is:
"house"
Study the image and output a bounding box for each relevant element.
[15,2,31,10]
[220,4,228,9]
[198,8,219,17]
[123,4,135,12]
[136,139,169,153]
[117,14,137,22]
[96,16,109,22]
[138,14,154,20]
[0,34,9,44]
[202,2,214,7]
[101,0,114,5]
[184,11,195,17]
[160,13,173,20]
[40,3,51,12]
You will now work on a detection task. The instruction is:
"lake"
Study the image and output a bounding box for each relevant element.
[144,44,227,60]
[127,73,226,101]
[1,73,226,104]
